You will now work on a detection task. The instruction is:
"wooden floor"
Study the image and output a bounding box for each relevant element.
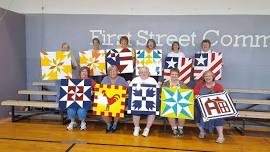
[0,117,269,152]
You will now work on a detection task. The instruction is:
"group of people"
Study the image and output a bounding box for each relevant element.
[57,36,225,144]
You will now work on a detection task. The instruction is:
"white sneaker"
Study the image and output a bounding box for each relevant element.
[198,132,205,139]
[216,137,225,144]
[133,127,141,136]
[67,122,77,131]
[142,128,150,137]
[80,121,87,131]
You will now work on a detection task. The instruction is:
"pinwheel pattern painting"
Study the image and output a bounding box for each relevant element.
[160,87,194,119]
[40,51,72,80]
[79,50,106,76]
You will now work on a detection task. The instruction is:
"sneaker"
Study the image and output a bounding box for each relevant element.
[216,137,225,144]
[67,122,78,131]
[198,132,205,139]
[142,128,150,137]
[178,128,184,136]
[172,129,179,136]
[80,121,87,131]
[111,127,117,133]
[133,127,141,136]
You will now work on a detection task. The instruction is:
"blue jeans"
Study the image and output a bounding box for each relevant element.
[67,108,86,120]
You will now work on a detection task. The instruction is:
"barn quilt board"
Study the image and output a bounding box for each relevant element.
[59,79,92,110]
[93,84,127,117]
[196,91,239,122]
[79,50,106,76]
[40,51,72,80]
[164,57,193,84]
[127,83,161,115]
[106,48,134,74]
[194,52,223,80]
[160,87,194,119]
[136,49,162,76]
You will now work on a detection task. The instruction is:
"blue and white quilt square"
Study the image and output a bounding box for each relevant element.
[127,83,160,115]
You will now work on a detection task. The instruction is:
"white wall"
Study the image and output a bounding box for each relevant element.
[0,0,270,15]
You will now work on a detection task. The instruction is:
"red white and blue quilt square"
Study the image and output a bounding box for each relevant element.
[194,52,223,80]
[106,48,134,73]
[59,79,93,110]
[164,57,193,84]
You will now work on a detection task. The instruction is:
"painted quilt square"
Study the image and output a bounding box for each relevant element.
[161,87,194,119]
[40,51,72,80]
[93,84,127,117]
[197,91,239,122]
[79,50,106,76]
[59,79,92,110]
[136,49,162,76]
[194,52,223,80]
[106,48,134,73]
[164,57,193,84]
[127,83,161,115]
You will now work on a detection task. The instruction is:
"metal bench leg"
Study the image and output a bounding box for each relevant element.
[41,85,44,101]
[27,94,31,111]
[163,118,167,131]
[11,106,15,122]
[242,118,246,136]
[60,110,68,125]
[60,110,65,125]
[234,118,245,136]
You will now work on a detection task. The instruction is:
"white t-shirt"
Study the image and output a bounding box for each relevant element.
[199,49,212,53]
[167,51,185,58]
[129,76,159,87]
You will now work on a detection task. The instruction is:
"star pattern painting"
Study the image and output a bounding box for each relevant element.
[106,48,134,74]
[197,91,239,122]
[79,50,106,76]
[164,57,193,84]
[194,52,223,80]
[161,87,194,119]
[59,79,92,110]
[127,83,161,115]
[136,49,162,76]
[93,84,127,118]
[40,51,72,80]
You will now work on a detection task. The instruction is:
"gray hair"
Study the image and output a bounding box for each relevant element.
[107,65,119,73]
[138,66,150,73]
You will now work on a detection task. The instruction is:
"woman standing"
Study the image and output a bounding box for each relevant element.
[200,39,212,53]
[118,36,134,82]
[167,41,185,58]
[145,39,162,86]
[61,42,78,69]
[89,38,104,83]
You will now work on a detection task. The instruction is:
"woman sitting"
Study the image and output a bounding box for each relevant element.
[129,66,158,137]
[194,70,225,143]
[162,68,188,136]
[101,65,128,133]
[66,66,95,131]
